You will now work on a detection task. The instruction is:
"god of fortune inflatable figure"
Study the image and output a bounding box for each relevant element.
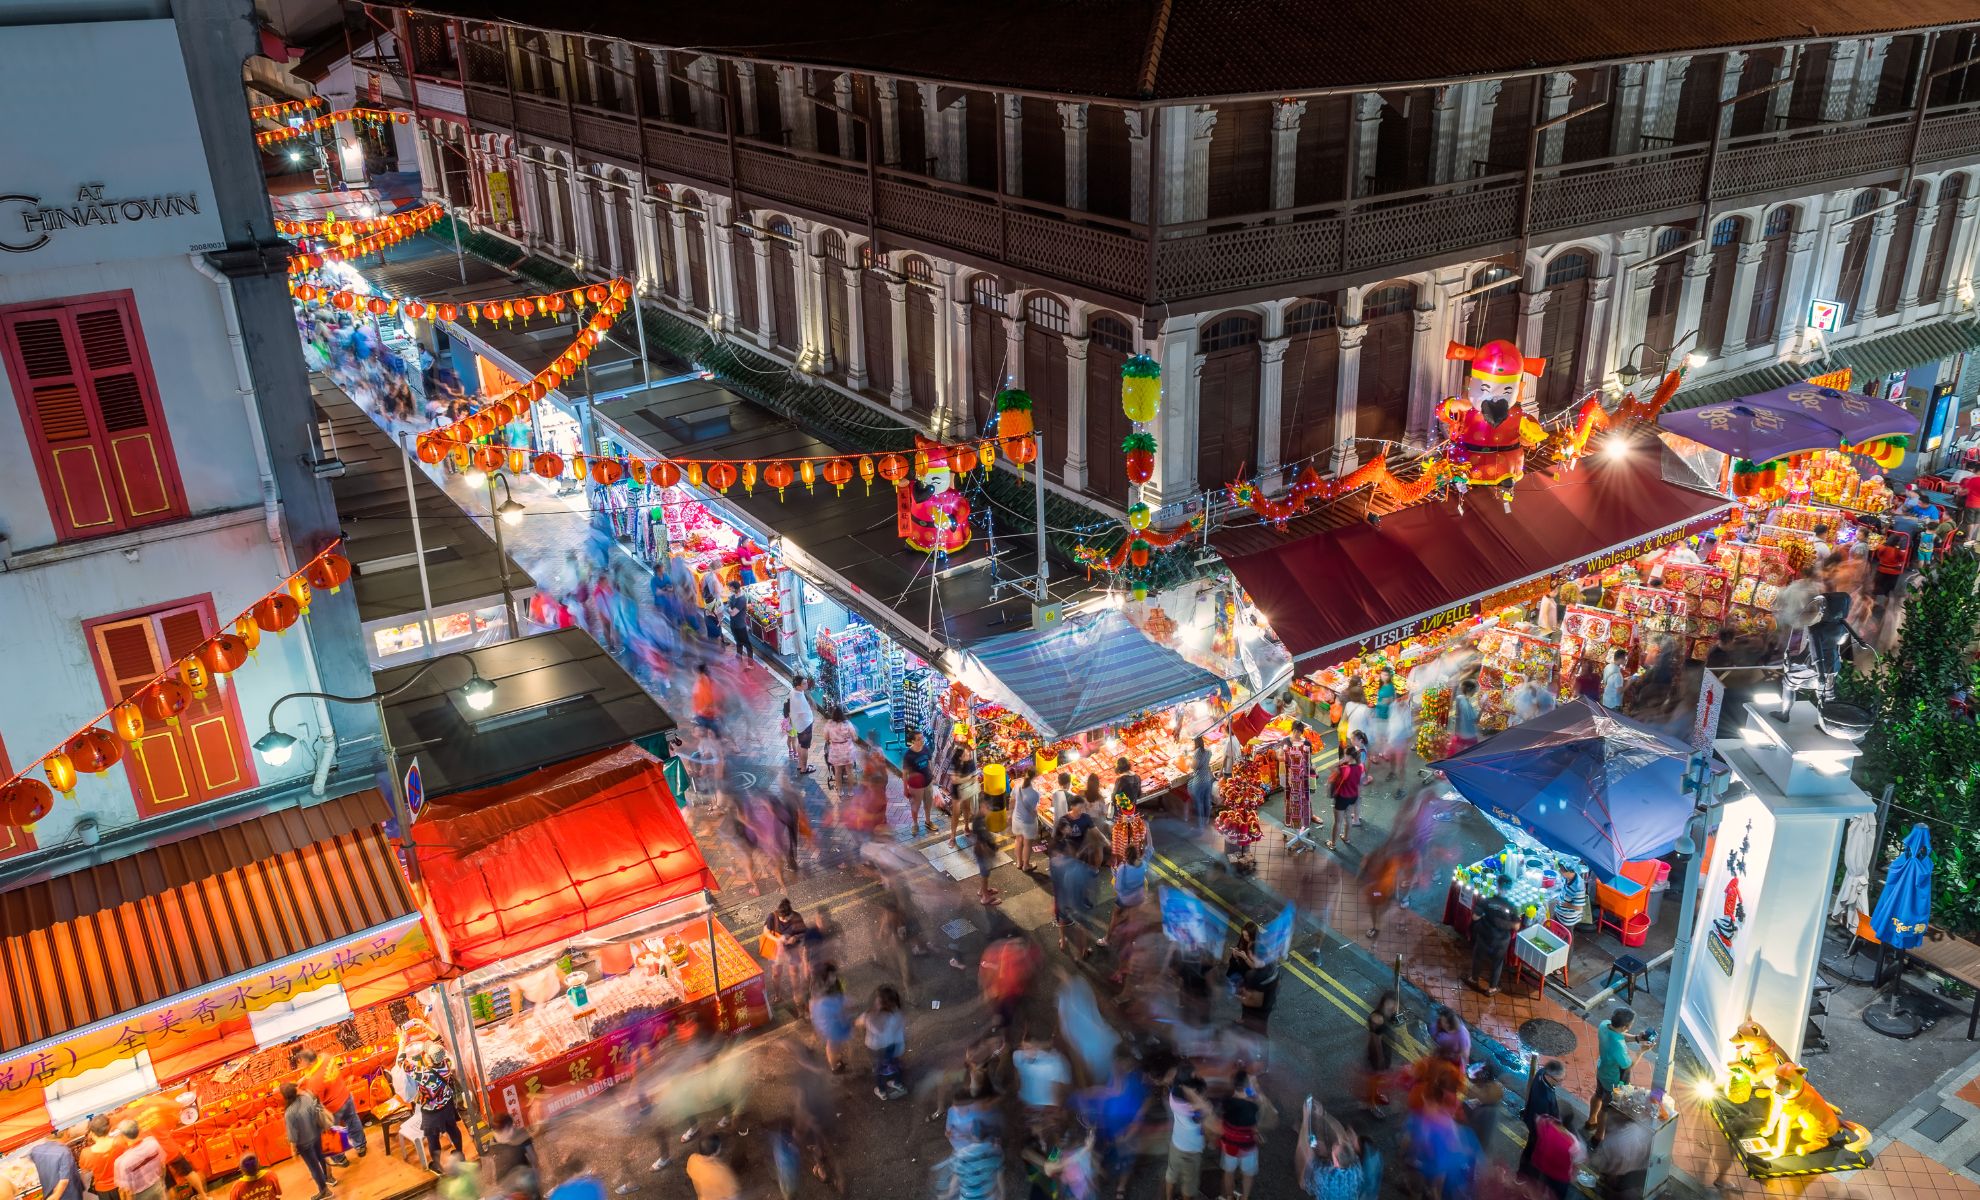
[1438,339,1549,511]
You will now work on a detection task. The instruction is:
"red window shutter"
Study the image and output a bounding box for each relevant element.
[84,597,256,817]
[1,293,185,542]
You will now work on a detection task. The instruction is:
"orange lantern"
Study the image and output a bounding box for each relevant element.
[254,592,301,634]
[610,279,632,300]
[482,302,503,322]
[43,751,77,798]
[859,456,876,493]
[199,633,251,678]
[235,614,262,656]
[572,456,590,481]
[404,301,426,319]
[468,412,496,438]
[516,298,536,320]
[288,574,312,614]
[878,454,910,488]
[679,462,698,488]
[415,436,447,464]
[821,459,854,494]
[592,458,625,486]
[586,283,609,305]
[951,445,979,475]
[764,461,795,499]
[529,381,549,401]
[800,460,817,493]
[508,447,526,475]
[532,451,565,478]
[978,441,997,476]
[741,461,758,494]
[139,679,191,727]
[3,779,53,831]
[474,444,508,473]
[66,729,119,775]
[331,291,356,311]
[366,297,390,316]
[545,293,565,313]
[305,553,352,594]
[706,462,738,492]
[1008,435,1038,467]
[488,402,516,426]
[181,658,211,700]
[654,460,681,489]
[111,701,145,743]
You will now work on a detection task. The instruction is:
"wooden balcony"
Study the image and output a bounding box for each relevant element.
[456,82,1980,310]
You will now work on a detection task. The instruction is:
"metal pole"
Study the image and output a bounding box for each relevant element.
[398,430,440,654]
[1646,767,1711,1194]
[631,283,652,386]
[488,477,520,638]
[1032,424,1049,605]
[704,902,723,1029]
[372,694,423,885]
[450,203,467,284]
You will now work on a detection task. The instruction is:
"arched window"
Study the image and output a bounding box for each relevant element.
[900,255,934,285]
[1356,283,1416,443]
[1537,251,1593,416]
[1286,299,1338,335]
[1023,295,1071,472]
[1697,217,1744,356]
[1642,228,1690,356]
[1026,294,1070,333]
[1197,313,1263,490]
[1282,298,1341,476]
[1745,207,1795,350]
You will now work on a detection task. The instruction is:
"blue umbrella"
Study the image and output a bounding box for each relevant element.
[1870,823,1935,950]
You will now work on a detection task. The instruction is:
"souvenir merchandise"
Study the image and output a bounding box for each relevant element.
[816,622,888,713]
[1558,605,1638,694]
[1723,543,1794,636]
[1474,625,1560,731]
[1660,561,1732,659]
[1414,685,1453,761]
[1615,584,1694,640]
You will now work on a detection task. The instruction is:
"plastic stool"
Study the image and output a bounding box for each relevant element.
[1606,954,1650,1002]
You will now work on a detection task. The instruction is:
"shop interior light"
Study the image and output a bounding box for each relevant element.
[461,672,498,711]
[253,728,300,766]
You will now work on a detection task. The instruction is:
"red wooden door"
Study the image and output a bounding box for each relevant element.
[768,234,800,352]
[85,598,255,816]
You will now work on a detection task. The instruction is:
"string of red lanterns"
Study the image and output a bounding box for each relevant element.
[412,426,1041,500]
[291,273,627,332]
[249,95,329,122]
[0,542,353,831]
[284,204,444,274]
[256,108,410,148]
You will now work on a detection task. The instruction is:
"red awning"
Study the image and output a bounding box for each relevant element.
[1215,454,1732,671]
[413,744,715,970]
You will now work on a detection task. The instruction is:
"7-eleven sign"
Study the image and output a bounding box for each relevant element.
[1806,298,1844,332]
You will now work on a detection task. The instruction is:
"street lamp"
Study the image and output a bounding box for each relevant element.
[493,474,525,527]
[252,650,496,879]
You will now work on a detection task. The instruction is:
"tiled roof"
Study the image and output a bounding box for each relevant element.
[384,0,1980,100]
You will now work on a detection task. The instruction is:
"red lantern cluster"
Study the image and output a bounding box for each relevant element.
[282,205,443,273]
[250,95,329,122]
[256,107,410,148]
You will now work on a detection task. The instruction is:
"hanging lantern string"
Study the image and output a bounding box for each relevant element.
[283,204,446,275]
[291,268,635,335]
[0,540,349,796]
[249,95,330,122]
[412,427,1038,469]
[275,206,432,239]
[255,107,411,147]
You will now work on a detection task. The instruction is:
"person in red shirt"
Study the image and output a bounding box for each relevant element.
[296,1049,367,1164]
[1874,536,1909,596]
[228,1157,280,1200]
[77,1117,128,1200]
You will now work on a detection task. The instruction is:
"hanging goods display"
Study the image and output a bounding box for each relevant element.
[1438,338,1549,508]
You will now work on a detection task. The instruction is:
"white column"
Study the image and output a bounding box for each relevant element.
[634,194,662,291]
[1127,110,1150,223]
[934,262,965,435]
[1004,313,1027,389]
[778,66,815,151]
[1427,87,1460,184]
[1517,287,1551,359]
[1900,201,1943,315]
[1156,316,1201,507]
[1614,248,1658,388]
[1539,71,1574,165]
[887,278,911,409]
[601,184,627,275]
[1160,105,1214,222]
[1613,63,1646,155]
[651,50,673,118]
[1466,81,1502,178]
[1062,334,1089,490]
[1725,236,1766,350]
[749,234,775,347]
[1674,243,1713,343]
[1581,274,1614,398]
[834,75,855,155]
[1333,323,1366,472]
[415,128,441,199]
[842,264,868,389]
[917,83,965,182]
[668,207,693,304]
[1809,196,1857,322]
[1060,102,1089,210]
[1718,52,1749,138]
[875,79,901,166]
[1000,94,1023,194]
[1350,93,1383,197]
[711,203,741,327]
[687,56,722,132]
[515,157,542,242]
[734,65,760,136]
[1257,336,1289,480]
[1772,227,1821,357]
[573,176,601,264]
[1408,305,1443,435]
[803,250,835,373]
[1270,100,1307,209]
[1855,39,1893,119]
[543,167,569,253]
[1949,194,1980,306]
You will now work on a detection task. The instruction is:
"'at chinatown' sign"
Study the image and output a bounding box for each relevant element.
[0,917,436,1095]
[0,184,207,254]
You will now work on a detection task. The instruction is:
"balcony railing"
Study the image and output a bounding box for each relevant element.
[454,81,1980,307]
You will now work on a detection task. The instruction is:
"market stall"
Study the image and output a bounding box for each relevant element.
[410,744,764,1121]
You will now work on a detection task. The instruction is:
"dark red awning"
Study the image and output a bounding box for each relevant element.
[413,745,715,970]
[1215,454,1732,671]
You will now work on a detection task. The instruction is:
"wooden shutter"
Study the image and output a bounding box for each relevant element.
[1023,320,1068,483]
[768,239,799,351]
[1878,193,1921,316]
[3,295,183,542]
[732,236,761,333]
[907,286,937,415]
[1085,317,1134,502]
[1207,101,1272,218]
[971,302,1007,430]
[685,211,710,311]
[86,599,254,817]
[862,270,894,396]
[1836,223,1872,320]
[1020,97,1065,206]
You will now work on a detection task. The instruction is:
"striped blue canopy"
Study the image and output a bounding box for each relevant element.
[955,610,1226,740]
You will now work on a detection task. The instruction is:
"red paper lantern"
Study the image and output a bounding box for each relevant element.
[111,701,145,743]
[764,461,795,498]
[253,592,301,634]
[515,298,536,320]
[139,679,191,727]
[610,279,632,300]
[591,458,625,486]
[366,297,390,315]
[180,657,211,700]
[304,553,352,594]
[586,283,609,305]
[489,402,516,426]
[331,291,356,311]
[532,452,565,479]
[877,454,910,487]
[2,779,53,830]
[482,301,503,322]
[706,462,738,492]
[404,301,426,319]
[66,728,121,775]
[545,293,565,313]
[474,444,508,472]
[951,445,979,476]
[468,412,496,438]
[437,302,458,322]
[654,461,681,489]
[820,459,854,494]
[415,436,447,464]
[199,632,252,677]
[1007,435,1037,467]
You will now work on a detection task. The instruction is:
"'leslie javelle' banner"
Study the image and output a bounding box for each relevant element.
[0,916,437,1096]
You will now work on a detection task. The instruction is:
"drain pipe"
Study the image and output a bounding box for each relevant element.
[191,253,285,552]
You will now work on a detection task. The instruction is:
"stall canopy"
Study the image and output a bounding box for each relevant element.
[952,610,1226,740]
[1215,453,1730,671]
[1437,699,1693,876]
[1658,381,1916,457]
[413,744,715,970]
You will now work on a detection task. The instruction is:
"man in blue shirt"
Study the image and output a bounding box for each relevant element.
[27,1132,87,1200]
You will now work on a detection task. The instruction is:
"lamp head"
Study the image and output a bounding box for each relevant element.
[461,672,497,711]
[462,466,488,489]
[254,729,300,766]
[496,498,525,527]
